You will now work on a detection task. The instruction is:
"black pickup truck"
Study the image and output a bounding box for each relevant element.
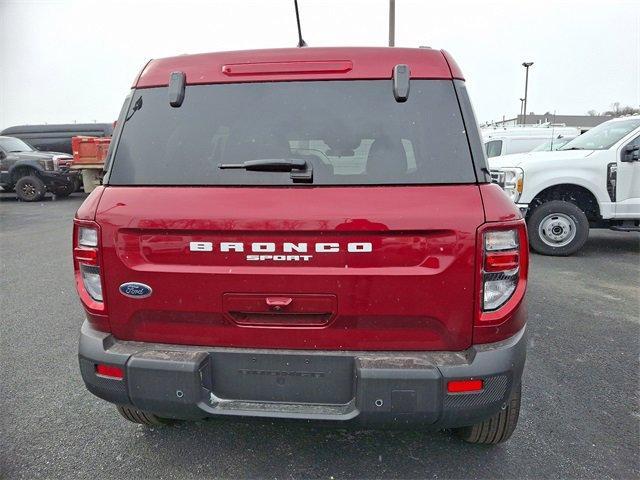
[0,136,79,201]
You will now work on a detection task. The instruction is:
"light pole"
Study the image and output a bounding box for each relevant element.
[389,0,395,47]
[521,62,534,125]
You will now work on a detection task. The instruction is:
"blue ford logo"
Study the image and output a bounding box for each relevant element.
[119,282,152,299]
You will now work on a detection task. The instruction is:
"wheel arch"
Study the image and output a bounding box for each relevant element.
[9,162,43,182]
[528,183,601,221]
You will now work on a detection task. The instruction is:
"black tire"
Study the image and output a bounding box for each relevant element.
[527,200,589,256]
[73,176,83,192]
[53,182,74,198]
[116,405,170,426]
[15,175,46,202]
[453,384,521,444]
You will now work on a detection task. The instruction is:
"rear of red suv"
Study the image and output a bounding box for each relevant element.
[75,47,527,444]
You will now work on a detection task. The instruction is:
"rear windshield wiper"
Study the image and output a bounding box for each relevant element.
[219,158,313,183]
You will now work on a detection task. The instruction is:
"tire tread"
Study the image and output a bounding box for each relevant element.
[453,384,521,445]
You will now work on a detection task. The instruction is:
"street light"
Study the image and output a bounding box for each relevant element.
[389,0,395,47]
[521,62,534,125]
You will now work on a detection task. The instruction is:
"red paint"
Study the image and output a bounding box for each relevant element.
[90,185,485,351]
[75,182,527,349]
[441,50,465,80]
[135,48,459,88]
[479,183,522,222]
[73,49,527,353]
[75,185,105,221]
[447,379,483,393]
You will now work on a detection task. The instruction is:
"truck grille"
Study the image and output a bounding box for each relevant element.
[489,170,506,188]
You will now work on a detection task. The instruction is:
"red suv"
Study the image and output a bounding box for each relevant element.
[74,47,528,444]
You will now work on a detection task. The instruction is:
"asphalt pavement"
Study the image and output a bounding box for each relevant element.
[1,192,638,479]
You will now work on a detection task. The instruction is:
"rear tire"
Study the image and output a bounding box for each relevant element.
[453,384,521,444]
[53,182,74,198]
[116,405,170,426]
[15,175,46,202]
[527,200,589,256]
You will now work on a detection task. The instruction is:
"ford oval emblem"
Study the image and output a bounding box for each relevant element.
[119,282,152,299]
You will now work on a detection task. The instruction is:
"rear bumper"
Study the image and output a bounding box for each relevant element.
[79,321,526,428]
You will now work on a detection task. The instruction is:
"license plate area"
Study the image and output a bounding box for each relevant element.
[210,352,354,404]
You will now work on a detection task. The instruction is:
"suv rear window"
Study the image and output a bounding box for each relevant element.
[108,80,476,185]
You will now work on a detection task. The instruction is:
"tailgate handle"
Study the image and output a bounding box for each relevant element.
[265,297,293,310]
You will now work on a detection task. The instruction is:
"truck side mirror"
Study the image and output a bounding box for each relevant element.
[622,144,640,162]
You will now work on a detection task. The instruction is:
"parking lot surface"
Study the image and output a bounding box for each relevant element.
[1,193,638,479]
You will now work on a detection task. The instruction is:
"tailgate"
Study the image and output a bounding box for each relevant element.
[97,185,483,351]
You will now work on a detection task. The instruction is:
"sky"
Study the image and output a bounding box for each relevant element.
[0,0,638,129]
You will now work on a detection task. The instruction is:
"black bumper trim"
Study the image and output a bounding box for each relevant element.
[78,321,526,427]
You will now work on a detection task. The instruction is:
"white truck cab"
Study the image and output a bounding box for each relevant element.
[489,116,640,255]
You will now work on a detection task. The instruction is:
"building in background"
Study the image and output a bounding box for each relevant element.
[483,114,612,130]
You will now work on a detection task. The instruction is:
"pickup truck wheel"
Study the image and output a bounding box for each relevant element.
[527,200,589,256]
[453,384,521,444]
[53,183,74,198]
[116,405,170,426]
[15,176,46,202]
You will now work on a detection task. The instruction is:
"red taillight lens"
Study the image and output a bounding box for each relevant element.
[485,251,519,272]
[74,247,98,264]
[95,364,124,380]
[447,379,484,393]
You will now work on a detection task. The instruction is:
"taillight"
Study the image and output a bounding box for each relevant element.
[475,221,528,344]
[73,221,105,313]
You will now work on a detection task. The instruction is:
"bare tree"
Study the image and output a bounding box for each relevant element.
[601,103,640,117]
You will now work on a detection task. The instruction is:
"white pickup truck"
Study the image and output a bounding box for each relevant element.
[489,116,640,255]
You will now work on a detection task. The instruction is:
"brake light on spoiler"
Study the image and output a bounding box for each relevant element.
[222,60,353,76]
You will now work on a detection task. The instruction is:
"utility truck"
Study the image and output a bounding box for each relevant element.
[489,116,640,255]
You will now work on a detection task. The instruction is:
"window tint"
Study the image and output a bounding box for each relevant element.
[108,80,475,185]
[560,118,640,151]
[625,135,640,149]
[485,140,503,158]
[0,137,34,153]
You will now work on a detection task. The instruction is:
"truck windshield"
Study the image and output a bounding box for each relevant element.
[560,118,640,151]
[531,137,572,152]
[107,80,476,186]
[0,137,35,153]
